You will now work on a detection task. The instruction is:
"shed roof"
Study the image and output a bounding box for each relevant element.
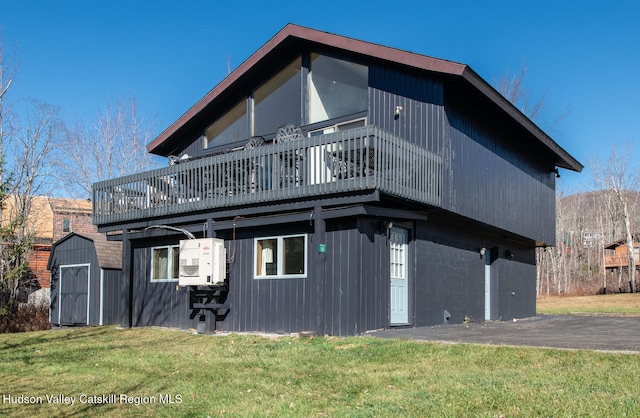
[147,23,582,173]
[48,232,122,270]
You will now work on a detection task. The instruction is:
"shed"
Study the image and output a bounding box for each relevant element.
[48,233,122,326]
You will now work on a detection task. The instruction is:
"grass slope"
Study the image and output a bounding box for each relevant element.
[1,326,639,417]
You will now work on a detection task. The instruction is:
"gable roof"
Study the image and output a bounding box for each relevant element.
[47,232,122,270]
[147,23,582,173]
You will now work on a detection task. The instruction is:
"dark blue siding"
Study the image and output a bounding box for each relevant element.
[444,101,556,243]
[369,65,446,154]
[413,216,537,325]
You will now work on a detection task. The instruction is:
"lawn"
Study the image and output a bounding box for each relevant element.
[1,326,639,417]
[537,293,640,315]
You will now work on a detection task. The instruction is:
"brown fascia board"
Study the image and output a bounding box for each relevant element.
[147,23,583,173]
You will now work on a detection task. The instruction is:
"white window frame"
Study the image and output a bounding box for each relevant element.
[308,117,367,137]
[150,245,180,282]
[254,234,308,279]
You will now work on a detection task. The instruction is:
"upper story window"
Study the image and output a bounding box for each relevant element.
[62,218,71,233]
[204,100,248,149]
[308,54,368,124]
[254,57,302,136]
[203,54,369,149]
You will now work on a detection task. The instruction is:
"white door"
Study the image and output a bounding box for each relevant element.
[390,227,409,325]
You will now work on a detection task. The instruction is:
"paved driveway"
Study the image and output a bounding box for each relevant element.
[370,315,640,353]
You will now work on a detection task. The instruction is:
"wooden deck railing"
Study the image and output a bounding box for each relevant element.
[93,126,442,226]
[604,254,640,269]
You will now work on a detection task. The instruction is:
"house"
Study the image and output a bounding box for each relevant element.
[2,196,96,290]
[48,233,122,325]
[603,236,640,292]
[91,24,582,335]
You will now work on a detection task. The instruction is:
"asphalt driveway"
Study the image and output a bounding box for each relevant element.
[370,315,640,353]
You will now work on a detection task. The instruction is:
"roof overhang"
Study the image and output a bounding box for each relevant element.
[147,23,583,173]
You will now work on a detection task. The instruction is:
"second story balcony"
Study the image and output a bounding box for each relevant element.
[93,126,443,228]
[604,252,640,269]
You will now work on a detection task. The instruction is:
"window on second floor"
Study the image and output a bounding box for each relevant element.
[204,53,369,149]
[204,100,248,149]
[62,218,71,233]
[253,57,302,135]
[308,53,368,124]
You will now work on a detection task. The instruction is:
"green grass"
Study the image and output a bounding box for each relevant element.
[1,327,639,417]
[537,293,640,315]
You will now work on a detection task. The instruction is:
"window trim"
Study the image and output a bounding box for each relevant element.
[150,245,180,283]
[254,233,308,279]
[62,218,71,233]
[308,117,367,137]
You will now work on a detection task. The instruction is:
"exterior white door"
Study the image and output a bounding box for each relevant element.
[390,227,409,325]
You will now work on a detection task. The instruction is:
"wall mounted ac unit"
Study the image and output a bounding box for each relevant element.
[179,238,226,286]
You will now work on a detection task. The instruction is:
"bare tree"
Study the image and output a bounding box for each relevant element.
[591,143,639,293]
[495,60,571,134]
[56,96,159,199]
[497,61,577,295]
[1,99,62,303]
[0,34,17,151]
[0,35,19,304]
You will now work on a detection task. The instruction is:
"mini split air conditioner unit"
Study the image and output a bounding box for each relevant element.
[178,238,226,286]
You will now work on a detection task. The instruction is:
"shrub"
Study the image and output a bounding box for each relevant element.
[0,303,51,333]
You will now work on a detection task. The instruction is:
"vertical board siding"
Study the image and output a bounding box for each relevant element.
[414,218,537,326]
[219,227,316,334]
[132,246,194,330]
[102,269,121,325]
[444,101,556,243]
[127,217,393,336]
[49,236,120,326]
[324,221,360,336]
[358,218,390,332]
[368,65,446,154]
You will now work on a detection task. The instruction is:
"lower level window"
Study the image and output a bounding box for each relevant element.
[151,245,179,281]
[255,234,307,279]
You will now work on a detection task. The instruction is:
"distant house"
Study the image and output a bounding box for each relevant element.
[604,236,640,292]
[2,196,96,289]
[89,24,582,335]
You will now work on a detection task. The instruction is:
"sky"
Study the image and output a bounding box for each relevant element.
[2,0,639,193]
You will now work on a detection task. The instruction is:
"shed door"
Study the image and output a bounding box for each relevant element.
[59,264,90,325]
[390,227,409,325]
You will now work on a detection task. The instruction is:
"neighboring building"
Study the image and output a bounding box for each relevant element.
[90,24,582,335]
[582,229,604,249]
[604,236,640,292]
[2,196,96,289]
[48,233,122,326]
